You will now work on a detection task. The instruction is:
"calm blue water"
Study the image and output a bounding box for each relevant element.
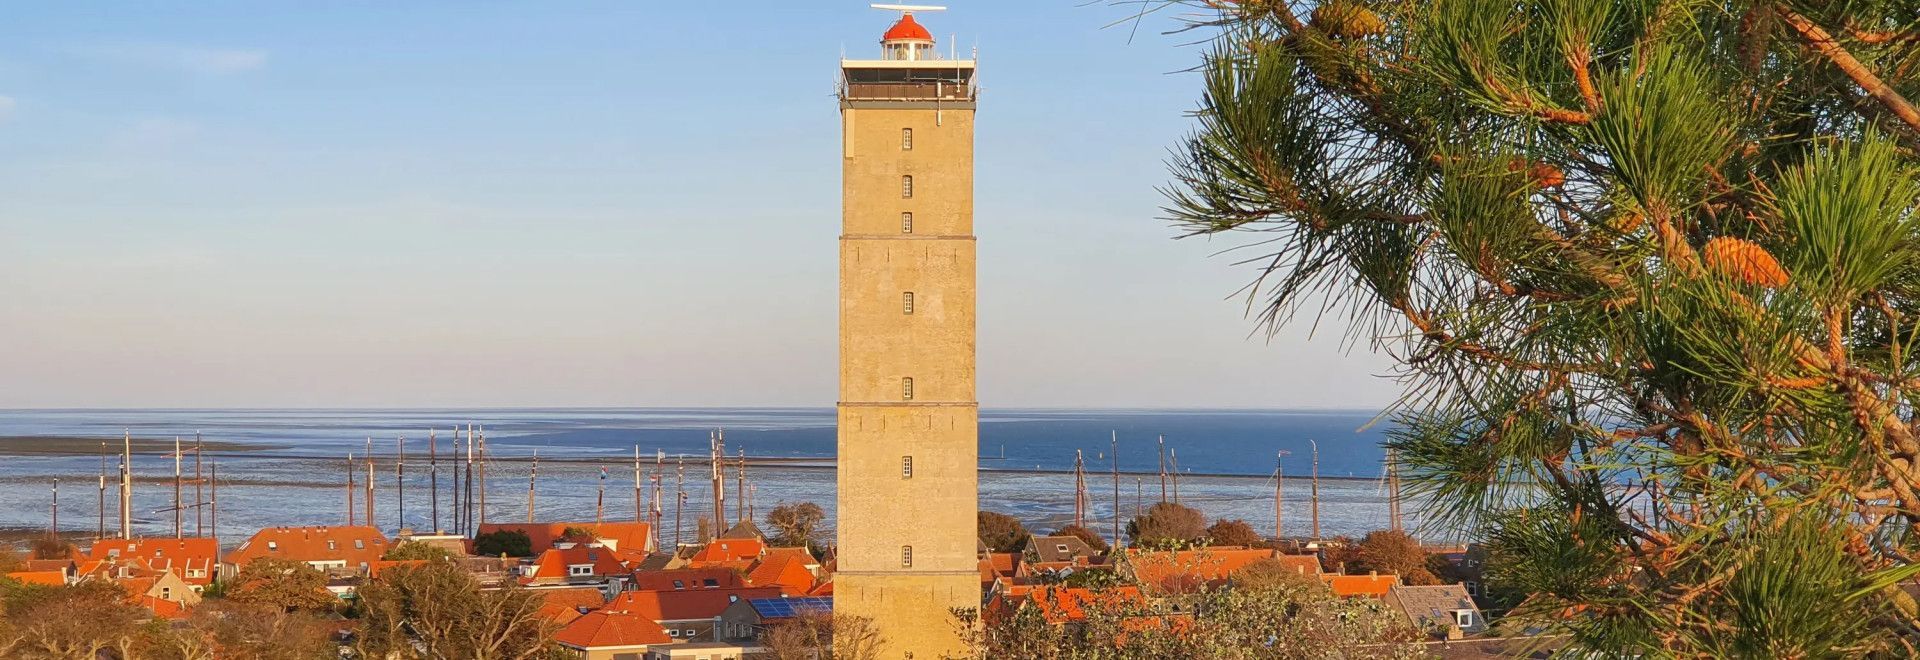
[0,408,1443,544]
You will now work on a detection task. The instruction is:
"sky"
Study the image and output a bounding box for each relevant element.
[0,1,1402,410]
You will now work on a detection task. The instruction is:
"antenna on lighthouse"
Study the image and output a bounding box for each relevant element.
[871,4,947,13]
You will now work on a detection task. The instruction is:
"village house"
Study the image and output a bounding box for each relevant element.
[630,567,747,591]
[1119,547,1319,594]
[223,526,390,575]
[86,537,220,590]
[685,538,764,569]
[978,552,1025,592]
[1383,583,1486,638]
[743,547,819,595]
[533,585,612,626]
[1323,572,1401,598]
[520,544,632,594]
[554,608,673,660]
[1024,534,1102,564]
[715,595,832,643]
[478,521,657,558]
[641,642,763,660]
[606,586,782,642]
[4,570,66,586]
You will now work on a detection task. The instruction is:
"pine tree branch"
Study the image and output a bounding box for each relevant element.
[1780,7,1920,136]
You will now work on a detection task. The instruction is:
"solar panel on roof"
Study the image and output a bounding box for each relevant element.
[749,596,833,618]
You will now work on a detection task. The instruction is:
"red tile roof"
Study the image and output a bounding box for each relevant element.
[688,539,764,565]
[533,586,608,624]
[1323,573,1399,598]
[139,594,190,620]
[368,560,428,578]
[226,527,389,569]
[5,570,65,586]
[987,585,1148,625]
[608,587,781,622]
[1128,548,1282,592]
[524,545,630,582]
[554,609,673,649]
[476,522,655,554]
[630,568,746,591]
[87,538,220,586]
[746,552,817,595]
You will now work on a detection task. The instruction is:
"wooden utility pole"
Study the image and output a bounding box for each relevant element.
[364,438,375,529]
[1275,450,1291,540]
[347,453,357,526]
[210,462,220,568]
[526,450,539,524]
[1169,448,1181,505]
[1309,439,1321,541]
[476,427,487,527]
[397,436,406,531]
[709,430,726,535]
[194,433,204,537]
[50,479,58,540]
[1111,431,1120,548]
[119,430,132,540]
[651,453,665,549]
[173,437,183,538]
[1072,450,1087,529]
[674,456,686,548]
[97,443,107,540]
[596,466,607,526]
[1157,435,1168,503]
[634,446,644,524]
[1387,447,1403,533]
[429,429,440,533]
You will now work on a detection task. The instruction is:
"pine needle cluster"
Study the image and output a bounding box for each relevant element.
[1162,1,1920,655]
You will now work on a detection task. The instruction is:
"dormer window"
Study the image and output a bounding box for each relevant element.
[1454,610,1474,627]
[327,541,337,551]
[267,541,278,551]
[354,540,365,549]
[1057,544,1069,554]
[568,565,593,577]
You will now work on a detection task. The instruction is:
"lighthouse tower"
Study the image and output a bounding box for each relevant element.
[835,5,979,656]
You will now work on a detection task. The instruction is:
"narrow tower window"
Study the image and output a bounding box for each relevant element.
[901,212,913,234]
[901,175,914,198]
[902,377,914,401]
[902,128,913,150]
[903,292,915,315]
[902,456,913,478]
[901,545,914,567]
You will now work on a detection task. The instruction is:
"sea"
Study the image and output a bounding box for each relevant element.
[0,408,1455,546]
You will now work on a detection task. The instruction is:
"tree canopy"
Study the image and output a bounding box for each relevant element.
[474,529,534,558]
[1126,502,1207,549]
[766,501,827,549]
[978,511,1030,553]
[1164,0,1920,654]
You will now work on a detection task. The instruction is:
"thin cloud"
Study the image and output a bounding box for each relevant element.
[63,41,267,75]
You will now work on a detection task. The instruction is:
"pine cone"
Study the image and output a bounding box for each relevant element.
[1311,1,1384,39]
[1702,236,1789,288]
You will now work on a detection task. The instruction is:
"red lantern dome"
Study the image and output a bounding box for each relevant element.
[883,14,934,43]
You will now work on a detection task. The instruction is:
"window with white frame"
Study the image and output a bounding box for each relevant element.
[902,456,913,478]
[901,545,913,567]
[901,212,913,233]
[902,128,913,150]
[568,565,592,576]
[901,175,913,198]
[902,377,914,400]
[1453,610,1473,627]
[903,292,915,315]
